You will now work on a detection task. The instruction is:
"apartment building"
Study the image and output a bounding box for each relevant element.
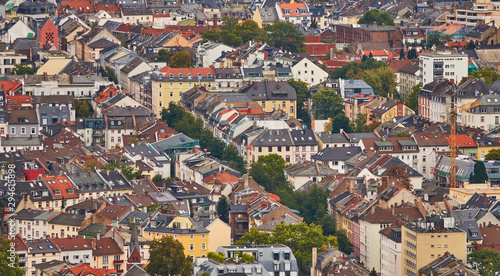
[401,218,467,276]
[419,53,468,86]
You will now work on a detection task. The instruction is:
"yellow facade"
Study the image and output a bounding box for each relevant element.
[478,145,500,160]
[259,99,297,119]
[163,34,193,48]
[401,224,467,276]
[206,218,231,252]
[144,216,209,259]
[49,223,80,238]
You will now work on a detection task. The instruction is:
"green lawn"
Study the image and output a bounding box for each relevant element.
[178,19,196,26]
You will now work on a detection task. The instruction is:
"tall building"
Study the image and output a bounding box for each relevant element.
[401,217,467,276]
[446,0,500,27]
[419,53,468,86]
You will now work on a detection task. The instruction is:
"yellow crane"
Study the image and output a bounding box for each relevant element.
[442,100,482,188]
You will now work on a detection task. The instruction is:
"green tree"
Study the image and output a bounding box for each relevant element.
[216,195,230,223]
[332,58,386,79]
[370,268,377,276]
[233,20,267,43]
[160,103,186,125]
[287,79,311,127]
[237,222,337,275]
[466,40,476,50]
[222,145,246,174]
[362,66,398,98]
[426,32,451,48]
[265,21,306,53]
[358,9,395,25]
[311,87,344,119]
[237,227,272,245]
[335,229,353,254]
[74,100,94,118]
[405,84,421,114]
[169,51,192,68]
[11,62,34,75]
[399,48,405,60]
[157,49,173,62]
[326,113,352,134]
[469,161,489,184]
[221,16,239,32]
[0,238,24,276]
[146,235,192,276]
[407,48,418,59]
[468,248,500,276]
[353,113,372,133]
[469,67,500,85]
[249,154,290,194]
[485,149,500,161]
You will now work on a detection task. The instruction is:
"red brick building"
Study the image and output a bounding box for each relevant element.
[38,18,58,49]
[335,24,401,48]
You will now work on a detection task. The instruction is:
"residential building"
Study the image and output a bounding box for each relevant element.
[242,81,297,118]
[197,42,235,68]
[93,237,126,273]
[25,238,61,276]
[38,18,58,49]
[229,205,249,243]
[214,68,243,92]
[369,100,415,124]
[419,252,480,276]
[312,146,362,173]
[419,53,468,86]
[462,93,500,131]
[144,214,209,259]
[121,8,154,26]
[380,224,403,276]
[197,218,231,252]
[412,132,449,180]
[398,60,420,101]
[275,2,310,26]
[0,51,28,74]
[119,57,152,93]
[151,67,215,115]
[401,218,467,276]
[291,57,329,87]
[284,161,336,190]
[52,237,93,266]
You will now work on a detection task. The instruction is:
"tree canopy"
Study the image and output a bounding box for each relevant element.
[157,49,173,63]
[352,113,372,133]
[74,100,94,118]
[324,113,352,133]
[287,79,311,127]
[407,48,418,59]
[311,86,344,120]
[469,161,489,184]
[237,222,337,275]
[405,84,421,114]
[468,67,500,85]
[169,51,192,68]
[220,16,239,32]
[0,237,25,276]
[222,145,246,174]
[332,57,387,79]
[385,166,412,190]
[485,149,500,161]
[216,195,230,223]
[249,154,290,194]
[202,19,267,47]
[265,21,306,53]
[11,62,34,75]
[362,66,398,98]
[146,235,192,276]
[426,32,451,48]
[358,9,395,26]
[468,248,500,276]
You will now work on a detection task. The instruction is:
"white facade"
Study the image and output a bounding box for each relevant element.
[291,58,329,87]
[15,218,50,240]
[419,53,468,86]
[2,21,34,44]
[0,51,28,74]
[60,249,93,266]
[197,42,235,68]
[363,220,391,272]
[380,231,401,276]
[25,79,112,97]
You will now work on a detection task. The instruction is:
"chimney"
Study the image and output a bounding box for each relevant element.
[485,197,489,205]
[277,82,280,89]
[495,137,500,142]
[213,14,218,28]
[311,247,317,276]
[430,196,435,205]
[254,82,258,90]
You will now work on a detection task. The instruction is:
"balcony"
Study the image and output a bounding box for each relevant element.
[234,217,248,222]
[113,259,124,264]
[235,228,249,234]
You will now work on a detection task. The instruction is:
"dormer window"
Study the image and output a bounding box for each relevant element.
[169,73,174,79]
[187,73,193,79]
[54,190,61,195]
[178,73,183,79]
[207,73,212,78]
[197,73,203,79]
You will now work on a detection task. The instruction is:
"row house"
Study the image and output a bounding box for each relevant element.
[151,67,215,115]
[248,128,318,164]
[369,99,415,124]
[412,132,449,180]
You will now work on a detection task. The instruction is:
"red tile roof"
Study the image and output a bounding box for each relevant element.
[95,85,122,104]
[447,134,477,148]
[387,59,413,72]
[279,3,309,17]
[57,0,94,14]
[94,3,120,13]
[115,24,136,33]
[361,137,419,154]
[0,80,22,94]
[141,28,168,36]
[62,263,117,276]
[306,44,336,57]
[93,237,123,256]
[13,234,28,251]
[363,50,388,56]
[52,237,92,251]
[236,108,262,115]
[43,175,79,199]
[97,205,131,220]
[447,41,468,48]
[6,95,32,107]
[203,171,240,185]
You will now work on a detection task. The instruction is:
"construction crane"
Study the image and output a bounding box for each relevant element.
[442,100,482,188]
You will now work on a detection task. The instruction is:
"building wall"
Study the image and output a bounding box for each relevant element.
[401,225,467,276]
[419,54,468,86]
[291,58,329,87]
[258,99,297,119]
[49,223,80,238]
[151,79,214,115]
[15,219,49,240]
[364,221,391,272]
[380,234,401,276]
[207,219,231,252]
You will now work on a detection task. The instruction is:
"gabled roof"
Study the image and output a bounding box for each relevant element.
[312,146,362,162]
[93,237,123,256]
[52,237,92,251]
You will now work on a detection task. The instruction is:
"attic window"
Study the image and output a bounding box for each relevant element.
[187,73,192,79]
[169,73,174,79]
[67,189,74,194]
[54,190,61,195]
[178,73,183,79]
[197,73,203,79]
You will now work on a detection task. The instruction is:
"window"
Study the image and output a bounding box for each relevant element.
[190,235,194,240]
[170,92,173,97]
[258,147,262,152]
[159,91,162,97]
[11,127,15,134]
[190,244,194,251]
[201,243,206,250]
[268,146,272,152]
[31,128,36,134]
[21,128,26,134]
[103,256,108,264]
[273,252,279,260]
[170,83,173,88]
